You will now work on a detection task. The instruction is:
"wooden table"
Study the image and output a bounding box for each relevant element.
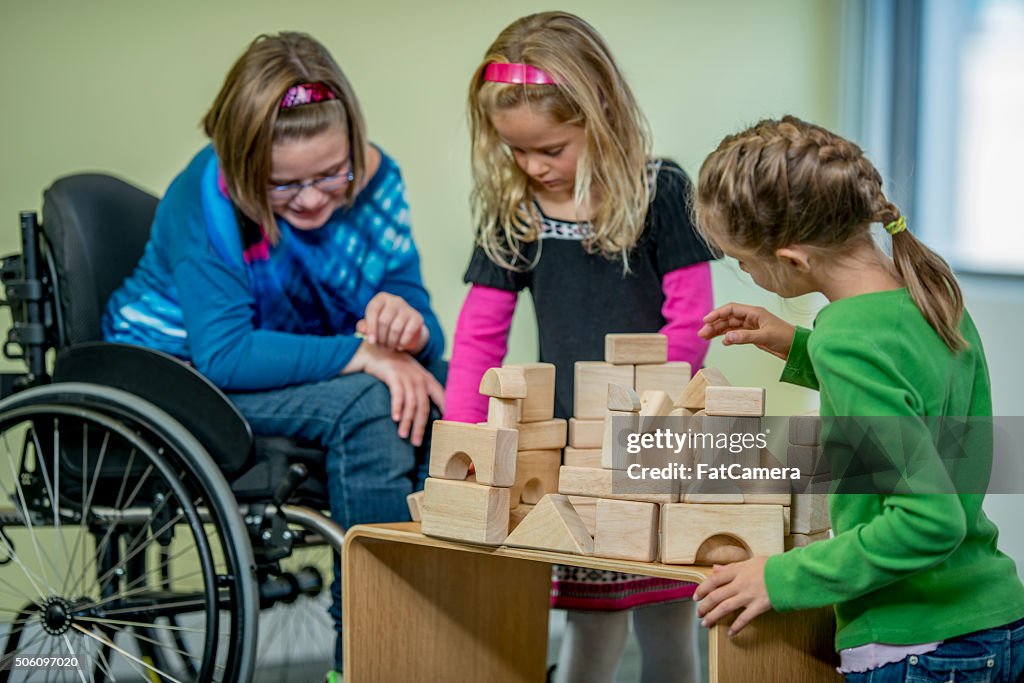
[343,522,840,682]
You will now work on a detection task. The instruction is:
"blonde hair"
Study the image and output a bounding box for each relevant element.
[695,116,966,351]
[468,11,652,269]
[202,32,368,244]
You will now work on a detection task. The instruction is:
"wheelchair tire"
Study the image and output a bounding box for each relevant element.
[0,383,258,682]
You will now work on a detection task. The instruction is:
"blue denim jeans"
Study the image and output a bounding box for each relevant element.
[843,617,1024,682]
[228,359,446,671]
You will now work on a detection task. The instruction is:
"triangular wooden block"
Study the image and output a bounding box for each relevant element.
[503,494,594,555]
[675,368,730,411]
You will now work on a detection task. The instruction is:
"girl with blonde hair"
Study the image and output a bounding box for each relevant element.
[445,12,715,682]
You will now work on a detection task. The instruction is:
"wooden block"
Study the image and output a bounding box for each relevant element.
[511,449,562,506]
[639,390,675,418]
[794,472,832,495]
[567,496,598,536]
[479,367,527,399]
[569,418,603,448]
[705,386,766,417]
[788,444,829,478]
[516,418,567,451]
[605,333,668,365]
[421,478,510,546]
[669,408,693,417]
[594,499,659,562]
[675,368,731,411]
[429,421,518,487]
[406,490,424,522]
[785,530,831,550]
[682,491,745,504]
[607,383,641,412]
[502,494,593,555]
[507,362,555,423]
[509,504,534,532]
[557,465,679,504]
[563,447,602,468]
[601,410,641,470]
[694,535,751,565]
[487,397,521,429]
[635,362,692,400]
[789,413,821,447]
[740,447,793,503]
[784,506,791,535]
[661,503,784,564]
[791,494,830,534]
[574,362,634,419]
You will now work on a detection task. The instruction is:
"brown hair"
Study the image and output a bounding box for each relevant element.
[468,11,652,270]
[202,32,367,243]
[695,115,966,351]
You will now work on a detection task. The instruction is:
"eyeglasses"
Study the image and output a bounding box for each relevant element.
[268,163,354,201]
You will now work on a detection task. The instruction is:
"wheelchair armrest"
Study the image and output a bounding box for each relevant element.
[53,341,254,476]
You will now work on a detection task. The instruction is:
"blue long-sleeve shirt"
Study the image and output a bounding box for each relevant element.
[103,144,444,391]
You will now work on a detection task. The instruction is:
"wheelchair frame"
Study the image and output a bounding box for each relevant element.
[0,204,346,681]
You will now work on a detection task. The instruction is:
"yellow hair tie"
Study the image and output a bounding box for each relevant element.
[885,215,907,236]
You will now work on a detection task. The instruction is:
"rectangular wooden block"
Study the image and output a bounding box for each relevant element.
[791,493,830,534]
[487,397,521,429]
[557,465,679,504]
[594,499,659,562]
[569,418,604,448]
[429,421,518,487]
[635,362,692,400]
[705,386,766,417]
[421,478,510,546]
[516,418,567,451]
[661,503,785,564]
[605,333,668,365]
[511,449,562,506]
[789,413,821,447]
[506,362,556,423]
[785,530,831,550]
[574,362,635,419]
[563,447,603,468]
[788,444,829,478]
[601,410,641,470]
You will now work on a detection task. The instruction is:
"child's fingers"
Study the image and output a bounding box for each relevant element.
[727,600,769,637]
[364,299,383,344]
[398,319,422,351]
[699,593,746,628]
[385,311,405,349]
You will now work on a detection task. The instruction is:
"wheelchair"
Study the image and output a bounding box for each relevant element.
[0,174,347,681]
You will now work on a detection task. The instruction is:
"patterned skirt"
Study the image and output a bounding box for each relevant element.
[551,565,697,610]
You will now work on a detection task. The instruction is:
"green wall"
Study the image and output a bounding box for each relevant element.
[0,0,840,413]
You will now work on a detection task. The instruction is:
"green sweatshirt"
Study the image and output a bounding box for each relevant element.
[765,288,1024,651]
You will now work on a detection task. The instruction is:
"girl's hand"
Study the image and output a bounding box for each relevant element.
[698,303,795,361]
[694,556,772,636]
[346,343,445,446]
[357,293,428,354]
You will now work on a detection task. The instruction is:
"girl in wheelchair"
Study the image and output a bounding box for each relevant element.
[102,31,446,678]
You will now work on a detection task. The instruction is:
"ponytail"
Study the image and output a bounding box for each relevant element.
[888,218,967,352]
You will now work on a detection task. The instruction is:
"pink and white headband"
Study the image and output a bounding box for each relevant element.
[483,62,558,85]
[280,82,338,109]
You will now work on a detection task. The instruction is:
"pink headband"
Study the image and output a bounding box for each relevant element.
[280,82,338,109]
[483,62,558,85]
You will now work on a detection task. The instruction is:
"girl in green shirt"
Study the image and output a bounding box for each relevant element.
[691,116,1024,681]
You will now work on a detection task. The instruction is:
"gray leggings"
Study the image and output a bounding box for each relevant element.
[554,601,700,683]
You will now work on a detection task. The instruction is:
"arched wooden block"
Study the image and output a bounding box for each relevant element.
[661,503,784,565]
[695,534,751,565]
[510,449,561,506]
[479,367,528,399]
[428,421,518,487]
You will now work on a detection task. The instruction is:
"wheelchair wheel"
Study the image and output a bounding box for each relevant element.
[0,384,258,682]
